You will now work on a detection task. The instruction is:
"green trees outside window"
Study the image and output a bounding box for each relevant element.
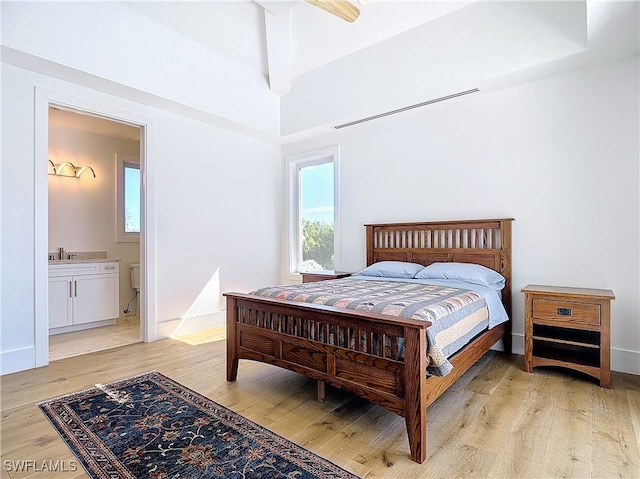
[302,219,334,271]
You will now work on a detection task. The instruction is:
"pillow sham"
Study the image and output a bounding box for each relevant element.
[355,261,425,279]
[414,262,506,290]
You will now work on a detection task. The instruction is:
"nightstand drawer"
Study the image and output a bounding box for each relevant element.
[532,298,600,326]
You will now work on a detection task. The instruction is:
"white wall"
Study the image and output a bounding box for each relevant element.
[282,56,640,375]
[48,125,140,315]
[1,63,281,374]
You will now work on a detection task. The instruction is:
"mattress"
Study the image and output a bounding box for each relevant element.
[251,277,499,376]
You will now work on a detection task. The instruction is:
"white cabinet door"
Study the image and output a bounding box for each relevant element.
[74,274,119,324]
[49,276,73,328]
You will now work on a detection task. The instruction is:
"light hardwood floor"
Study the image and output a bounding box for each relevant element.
[1,327,638,478]
[49,316,141,362]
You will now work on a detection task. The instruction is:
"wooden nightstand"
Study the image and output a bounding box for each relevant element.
[301,271,352,283]
[522,284,615,388]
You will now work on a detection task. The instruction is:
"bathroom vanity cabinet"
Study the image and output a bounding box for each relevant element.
[48,261,120,334]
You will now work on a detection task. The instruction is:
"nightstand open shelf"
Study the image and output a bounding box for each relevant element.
[533,324,600,348]
[522,284,614,388]
[533,339,600,368]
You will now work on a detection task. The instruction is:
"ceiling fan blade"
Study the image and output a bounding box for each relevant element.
[305,0,360,23]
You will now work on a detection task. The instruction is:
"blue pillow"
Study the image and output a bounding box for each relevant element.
[355,261,425,279]
[414,262,506,290]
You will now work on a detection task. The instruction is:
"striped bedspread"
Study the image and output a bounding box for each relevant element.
[251,278,489,376]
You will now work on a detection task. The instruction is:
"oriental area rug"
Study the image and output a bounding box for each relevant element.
[38,371,360,479]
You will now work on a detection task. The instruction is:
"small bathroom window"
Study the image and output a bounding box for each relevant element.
[116,153,140,242]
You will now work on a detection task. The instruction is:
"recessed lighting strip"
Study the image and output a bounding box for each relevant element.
[334,88,480,129]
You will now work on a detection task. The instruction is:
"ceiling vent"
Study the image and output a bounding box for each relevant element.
[334,88,479,129]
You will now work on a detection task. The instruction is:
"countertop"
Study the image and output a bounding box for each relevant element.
[48,258,121,265]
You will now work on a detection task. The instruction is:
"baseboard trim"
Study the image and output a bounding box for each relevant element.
[1,346,36,375]
[611,347,640,375]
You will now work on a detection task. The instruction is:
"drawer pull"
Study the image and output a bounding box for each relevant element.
[104,266,116,270]
[557,307,572,316]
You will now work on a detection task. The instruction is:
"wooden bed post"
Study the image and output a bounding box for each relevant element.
[317,380,326,402]
[403,326,427,463]
[226,296,239,382]
[366,225,374,266]
[499,218,513,354]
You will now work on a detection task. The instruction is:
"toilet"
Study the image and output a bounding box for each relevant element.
[129,263,140,292]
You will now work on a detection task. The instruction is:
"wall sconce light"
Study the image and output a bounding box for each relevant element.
[48,159,96,178]
[75,166,97,178]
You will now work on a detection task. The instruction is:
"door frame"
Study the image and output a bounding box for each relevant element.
[34,87,157,367]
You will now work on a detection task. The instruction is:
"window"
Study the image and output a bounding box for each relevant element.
[116,153,140,242]
[287,146,340,276]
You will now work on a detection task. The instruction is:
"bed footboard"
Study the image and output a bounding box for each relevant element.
[225,292,431,462]
[225,293,506,464]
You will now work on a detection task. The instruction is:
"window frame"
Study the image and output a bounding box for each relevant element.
[285,146,341,281]
[116,153,140,243]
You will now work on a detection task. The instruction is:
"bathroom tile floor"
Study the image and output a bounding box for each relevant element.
[49,316,141,361]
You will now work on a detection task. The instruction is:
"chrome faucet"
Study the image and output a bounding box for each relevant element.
[59,247,65,260]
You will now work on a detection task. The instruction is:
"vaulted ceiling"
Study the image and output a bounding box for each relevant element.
[38,1,640,141]
[121,0,639,137]
[123,0,478,95]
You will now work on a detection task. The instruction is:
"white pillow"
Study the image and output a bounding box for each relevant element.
[355,261,425,279]
[414,262,506,290]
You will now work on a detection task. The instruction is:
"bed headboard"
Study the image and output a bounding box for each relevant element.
[365,218,514,317]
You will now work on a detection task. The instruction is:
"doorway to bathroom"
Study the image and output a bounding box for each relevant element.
[47,106,143,361]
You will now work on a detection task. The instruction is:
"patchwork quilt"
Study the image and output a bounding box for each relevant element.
[251,278,489,376]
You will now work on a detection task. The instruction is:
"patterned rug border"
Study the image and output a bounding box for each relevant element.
[38,370,361,479]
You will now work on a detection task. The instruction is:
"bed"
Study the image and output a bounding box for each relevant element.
[225,218,513,463]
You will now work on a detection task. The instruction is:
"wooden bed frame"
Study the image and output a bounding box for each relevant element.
[225,218,513,463]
